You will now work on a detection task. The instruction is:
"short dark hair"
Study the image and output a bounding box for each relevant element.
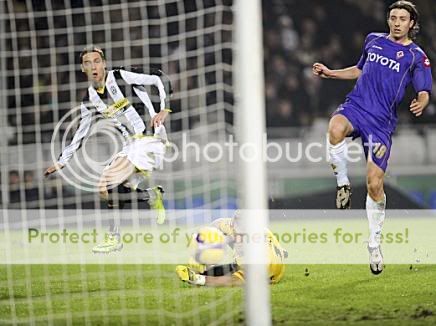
[79,45,106,63]
[387,1,420,39]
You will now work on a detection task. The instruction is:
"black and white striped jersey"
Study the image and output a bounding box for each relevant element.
[57,69,167,165]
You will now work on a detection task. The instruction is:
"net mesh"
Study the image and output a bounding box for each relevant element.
[1,0,236,210]
[0,0,242,324]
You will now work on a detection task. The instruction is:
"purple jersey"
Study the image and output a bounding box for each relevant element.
[346,32,432,133]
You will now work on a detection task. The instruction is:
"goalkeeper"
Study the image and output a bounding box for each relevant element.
[176,215,287,286]
[44,45,171,253]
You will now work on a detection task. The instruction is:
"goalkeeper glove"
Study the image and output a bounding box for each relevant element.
[176,265,206,286]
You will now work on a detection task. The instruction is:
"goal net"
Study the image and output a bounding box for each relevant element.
[1,0,235,210]
[0,0,256,324]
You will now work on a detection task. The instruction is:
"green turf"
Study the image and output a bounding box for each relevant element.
[272,265,436,325]
[1,265,435,325]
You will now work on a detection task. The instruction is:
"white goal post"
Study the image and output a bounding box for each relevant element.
[234,0,271,325]
[0,0,272,324]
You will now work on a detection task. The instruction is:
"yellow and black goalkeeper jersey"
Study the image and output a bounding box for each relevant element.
[210,218,236,238]
[210,218,286,284]
[232,229,286,284]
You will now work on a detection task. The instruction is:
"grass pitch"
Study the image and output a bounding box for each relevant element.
[1,264,435,325]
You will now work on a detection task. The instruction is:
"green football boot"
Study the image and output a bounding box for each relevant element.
[149,186,166,224]
[92,232,123,254]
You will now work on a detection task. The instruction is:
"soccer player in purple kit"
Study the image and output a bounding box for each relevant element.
[312,1,432,274]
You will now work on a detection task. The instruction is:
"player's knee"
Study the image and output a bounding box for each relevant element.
[328,115,352,145]
[98,178,109,200]
[99,188,109,201]
[367,174,383,198]
[102,169,122,190]
[328,124,346,145]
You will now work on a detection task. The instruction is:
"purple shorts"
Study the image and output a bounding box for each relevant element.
[333,102,392,172]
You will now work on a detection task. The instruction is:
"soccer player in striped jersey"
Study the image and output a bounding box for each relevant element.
[176,215,287,286]
[44,46,171,253]
[312,1,432,274]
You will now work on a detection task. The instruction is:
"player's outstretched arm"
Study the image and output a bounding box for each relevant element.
[410,91,430,117]
[176,265,243,287]
[313,63,361,80]
[44,103,92,177]
[203,274,244,287]
[44,162,65,177]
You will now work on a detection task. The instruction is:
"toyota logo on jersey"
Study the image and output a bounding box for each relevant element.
[367,53,400,72]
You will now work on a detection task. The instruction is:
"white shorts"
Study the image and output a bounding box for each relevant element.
[115,137,165,172]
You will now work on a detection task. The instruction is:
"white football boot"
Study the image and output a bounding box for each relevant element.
[368,245,384,275]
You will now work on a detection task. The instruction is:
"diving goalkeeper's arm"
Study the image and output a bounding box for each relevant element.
[176,265,243,287]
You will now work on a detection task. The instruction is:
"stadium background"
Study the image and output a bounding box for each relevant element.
[1,0,436,210]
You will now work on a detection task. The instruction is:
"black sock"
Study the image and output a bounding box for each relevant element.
[107,184,151,208]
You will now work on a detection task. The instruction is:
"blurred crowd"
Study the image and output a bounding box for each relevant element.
[3,169,92,209]
[2,0,436,207]
[6,0,436,142]
[263,0,436,128]
[4,0,233,146]
[2,0,233,208]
